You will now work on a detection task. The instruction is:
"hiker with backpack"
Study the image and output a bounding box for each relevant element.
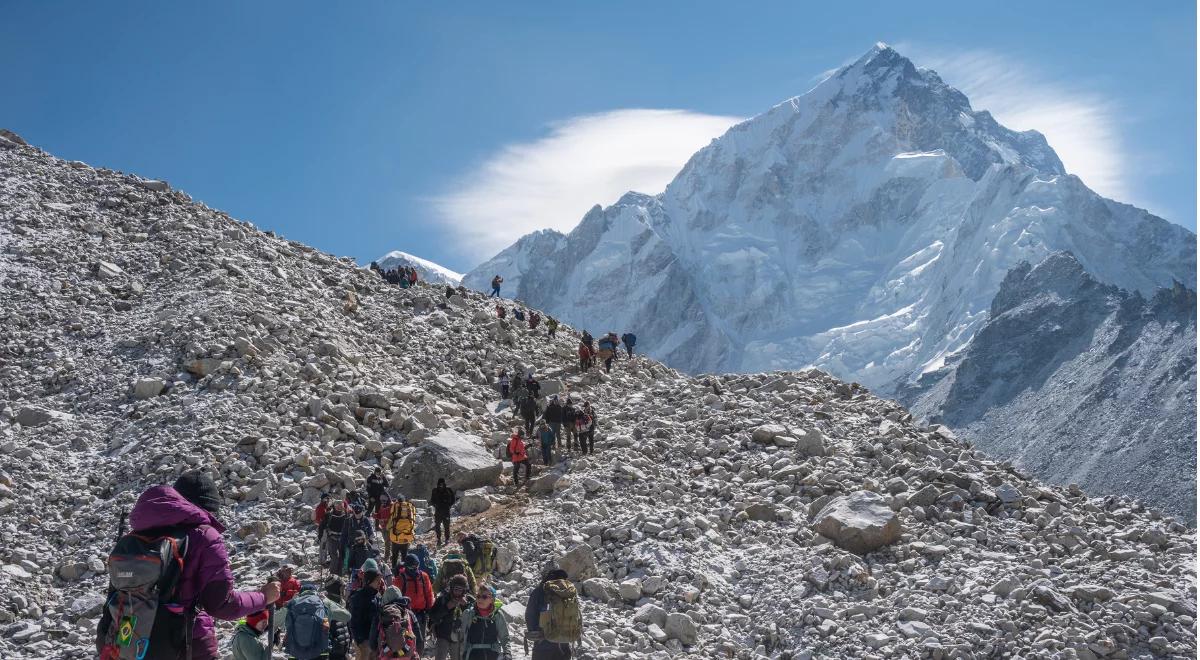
[542,396,563,450]
[573,406,591,454]
[577,342,591,372]
[525,569,581,660]
[277,565,303,607]
[374,494,394,559]
[518,394,539,436]
[275,581,351,660]
[458,533,499,585]
[231,610,272,660]
[349,564,385,660]
[489,275,503,298]
[341,505,375,576]
[428,574,474,660]
[392,555,435,639]
[97,472,280,660]
[316,493,332,565]
[433,554,477,596]
[581,331,593,351]
[324,500,350,575]
[366,468,390,517]
[495,304,506,319]
[546,317,558,338]
[344,531,379,585]
[560,399,577,453]
[323,577,353,660]
[460,585,512,660]
[376,587,423,659]
[387,494,417,567]
[507,430,531,488]
[409,543,438,582]
[525,375,541,399]
[514,308,525,323]
[621,332,636,358]
[528,310,540,330]
[580,403,597,455]
[497,370,510,400]
[538,421,555,466]
[429,478,456,547]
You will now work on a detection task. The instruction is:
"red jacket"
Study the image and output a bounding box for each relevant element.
[393,568,435,612]
[374,502,393,530]
[508,435,528,463]
[276,576,302,607]
[313,501,329,526]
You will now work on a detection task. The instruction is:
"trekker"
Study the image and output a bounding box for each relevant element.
[409,544,438,582]
[581,403,597,455]
[508,430,531,488]
[518,395,538,436]
[621,332,636,358]
[342,505,375,576]
[577,343,592,372]
[525,569,581,660]
[428,575,474,660]
[573,407,590,454]
[386,494,417,568]
[230,610,271,660]
[458,533,498,586]
[538,422,555,466]
[514,308,525,322]
[349,566,384,660]
[393,555,434,636]
[325,500,350,575]
[489,275,502,298]
[366,468,389,517]
[542,396,563,449]
[433,553,477,596]
[581,331,593,350]
[324,577,353,660]
[460,586,512,660]
[316,493,332,564]
[528,311,540,330]
[525,375,541,399]
[407,269,417,287]
[546,317,558,338]
[97,472,279,660]
[429,479,455,547]
[377,587,422,659]
[561,400,577,453]
[276,565,302,607]
[344,531,377,584]
[276,581,351,660]
[498,370,510,400]
[374,494,393,560]
[495,304,506,319]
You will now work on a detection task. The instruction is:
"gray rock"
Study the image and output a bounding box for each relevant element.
[556,545,597,581]
[392,429,502,498]
[810,490,901,555]
[664,612,699,645]
[458,489,492,515]
[132,377,165,400]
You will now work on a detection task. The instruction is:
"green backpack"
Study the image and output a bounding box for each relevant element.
[539,579,582,644]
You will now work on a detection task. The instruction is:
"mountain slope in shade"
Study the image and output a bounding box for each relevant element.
[900,252,1197,521]
[376,250,463,285]
[464,44,1195,391]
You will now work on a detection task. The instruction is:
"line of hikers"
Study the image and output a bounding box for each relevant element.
[493,305,560,337]
[98,469,583,660]
[577,330,635,374]
[369,262,421,289]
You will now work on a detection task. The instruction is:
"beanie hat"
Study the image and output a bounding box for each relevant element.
[245,610,270,632]
[173,471,221,513]
[403,554,420,569]
[382,586,409,606]
[361,558,379,574]
[449,574,469,589]
[324,577,344,600]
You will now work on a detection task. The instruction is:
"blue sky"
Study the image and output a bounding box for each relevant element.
[2,2,1194,272]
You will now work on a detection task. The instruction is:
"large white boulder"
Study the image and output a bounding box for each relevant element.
[392,430,502,499]
[556,545,597,580]
[810,490,901,555]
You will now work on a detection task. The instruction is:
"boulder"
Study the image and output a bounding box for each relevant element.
[810,490,901,555]
[459,489,492,515]
[581,577,618,602]
[132,377,165,400]
[633,603,667,626]
[391,430,502,499]
[665,612,699,645]
[618,579,643,602]
[557,545,597,581]
[752,424,786,443]
[793,427,826,457]
[744,502,778,521]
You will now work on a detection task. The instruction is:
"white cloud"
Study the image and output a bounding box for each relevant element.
[431,109,743,261]
[897,44,1130,201]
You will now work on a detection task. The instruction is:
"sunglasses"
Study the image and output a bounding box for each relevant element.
[477,593,493,600]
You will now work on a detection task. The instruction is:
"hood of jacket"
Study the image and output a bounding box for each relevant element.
[129,485,223,532]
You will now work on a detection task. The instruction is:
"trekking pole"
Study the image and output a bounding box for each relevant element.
[115,511,127,543]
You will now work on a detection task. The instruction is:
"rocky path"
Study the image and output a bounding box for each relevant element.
[0,135,1194,659]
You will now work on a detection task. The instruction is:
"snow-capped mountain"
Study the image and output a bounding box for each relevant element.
[375,249,463,285]
[465,44,1196,391]
[900,252,1197,521]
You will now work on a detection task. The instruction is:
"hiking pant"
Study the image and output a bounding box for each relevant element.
[532,640,573,660]
[626,345,634,358]
[434,639,463,660]
[434,514,451,545]
[389,542,410,570]
[582,429,595,454]
[549,422,561,448]
[512,459,531,486]
[465,650,500,660]
[327,536,344,575]
[500,384,509,399]
[367,495,382,516]
[541,440,553,466]
[490,286,500,298]
[523,415,535,436]
[604,357,613,373]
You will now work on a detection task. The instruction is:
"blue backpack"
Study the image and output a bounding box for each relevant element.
[410,545,438,580]
[285,591,330,660]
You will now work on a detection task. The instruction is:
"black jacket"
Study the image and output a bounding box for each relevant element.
[542,402,563,424]
[366,474,388,498]
[525,585,547,632]
[428,592,476,640]
[430,485,456,516]
[519,397,537,419]
[349,587,379,644]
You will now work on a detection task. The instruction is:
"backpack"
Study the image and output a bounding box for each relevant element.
[539,579,583,644]
[378,603,417,658]
[410,546,438,580]
[284,591,331,660]
[437,557,469,592]
[463,537,497,576]
[389,502,416,544]
[396,570,434,611]
[97,526,190,660]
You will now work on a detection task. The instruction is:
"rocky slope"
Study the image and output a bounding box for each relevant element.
[900,252,1197,522]
[0,136,1195,659]
[464,44,1195,386]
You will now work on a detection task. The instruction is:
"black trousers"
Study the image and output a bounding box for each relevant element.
[389,542,410,570]
[434,514,451,544]
[532,640,573,660]
[512,460,531,486]
[582,429,595,454]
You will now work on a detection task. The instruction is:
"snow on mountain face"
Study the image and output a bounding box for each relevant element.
[900,252,1197,521]
[465,44,1195,391]
[375,250,463,285]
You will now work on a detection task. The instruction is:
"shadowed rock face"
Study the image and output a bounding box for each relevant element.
[902,252,1197,521]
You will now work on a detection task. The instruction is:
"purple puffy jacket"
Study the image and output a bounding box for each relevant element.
[126,486,267,659]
